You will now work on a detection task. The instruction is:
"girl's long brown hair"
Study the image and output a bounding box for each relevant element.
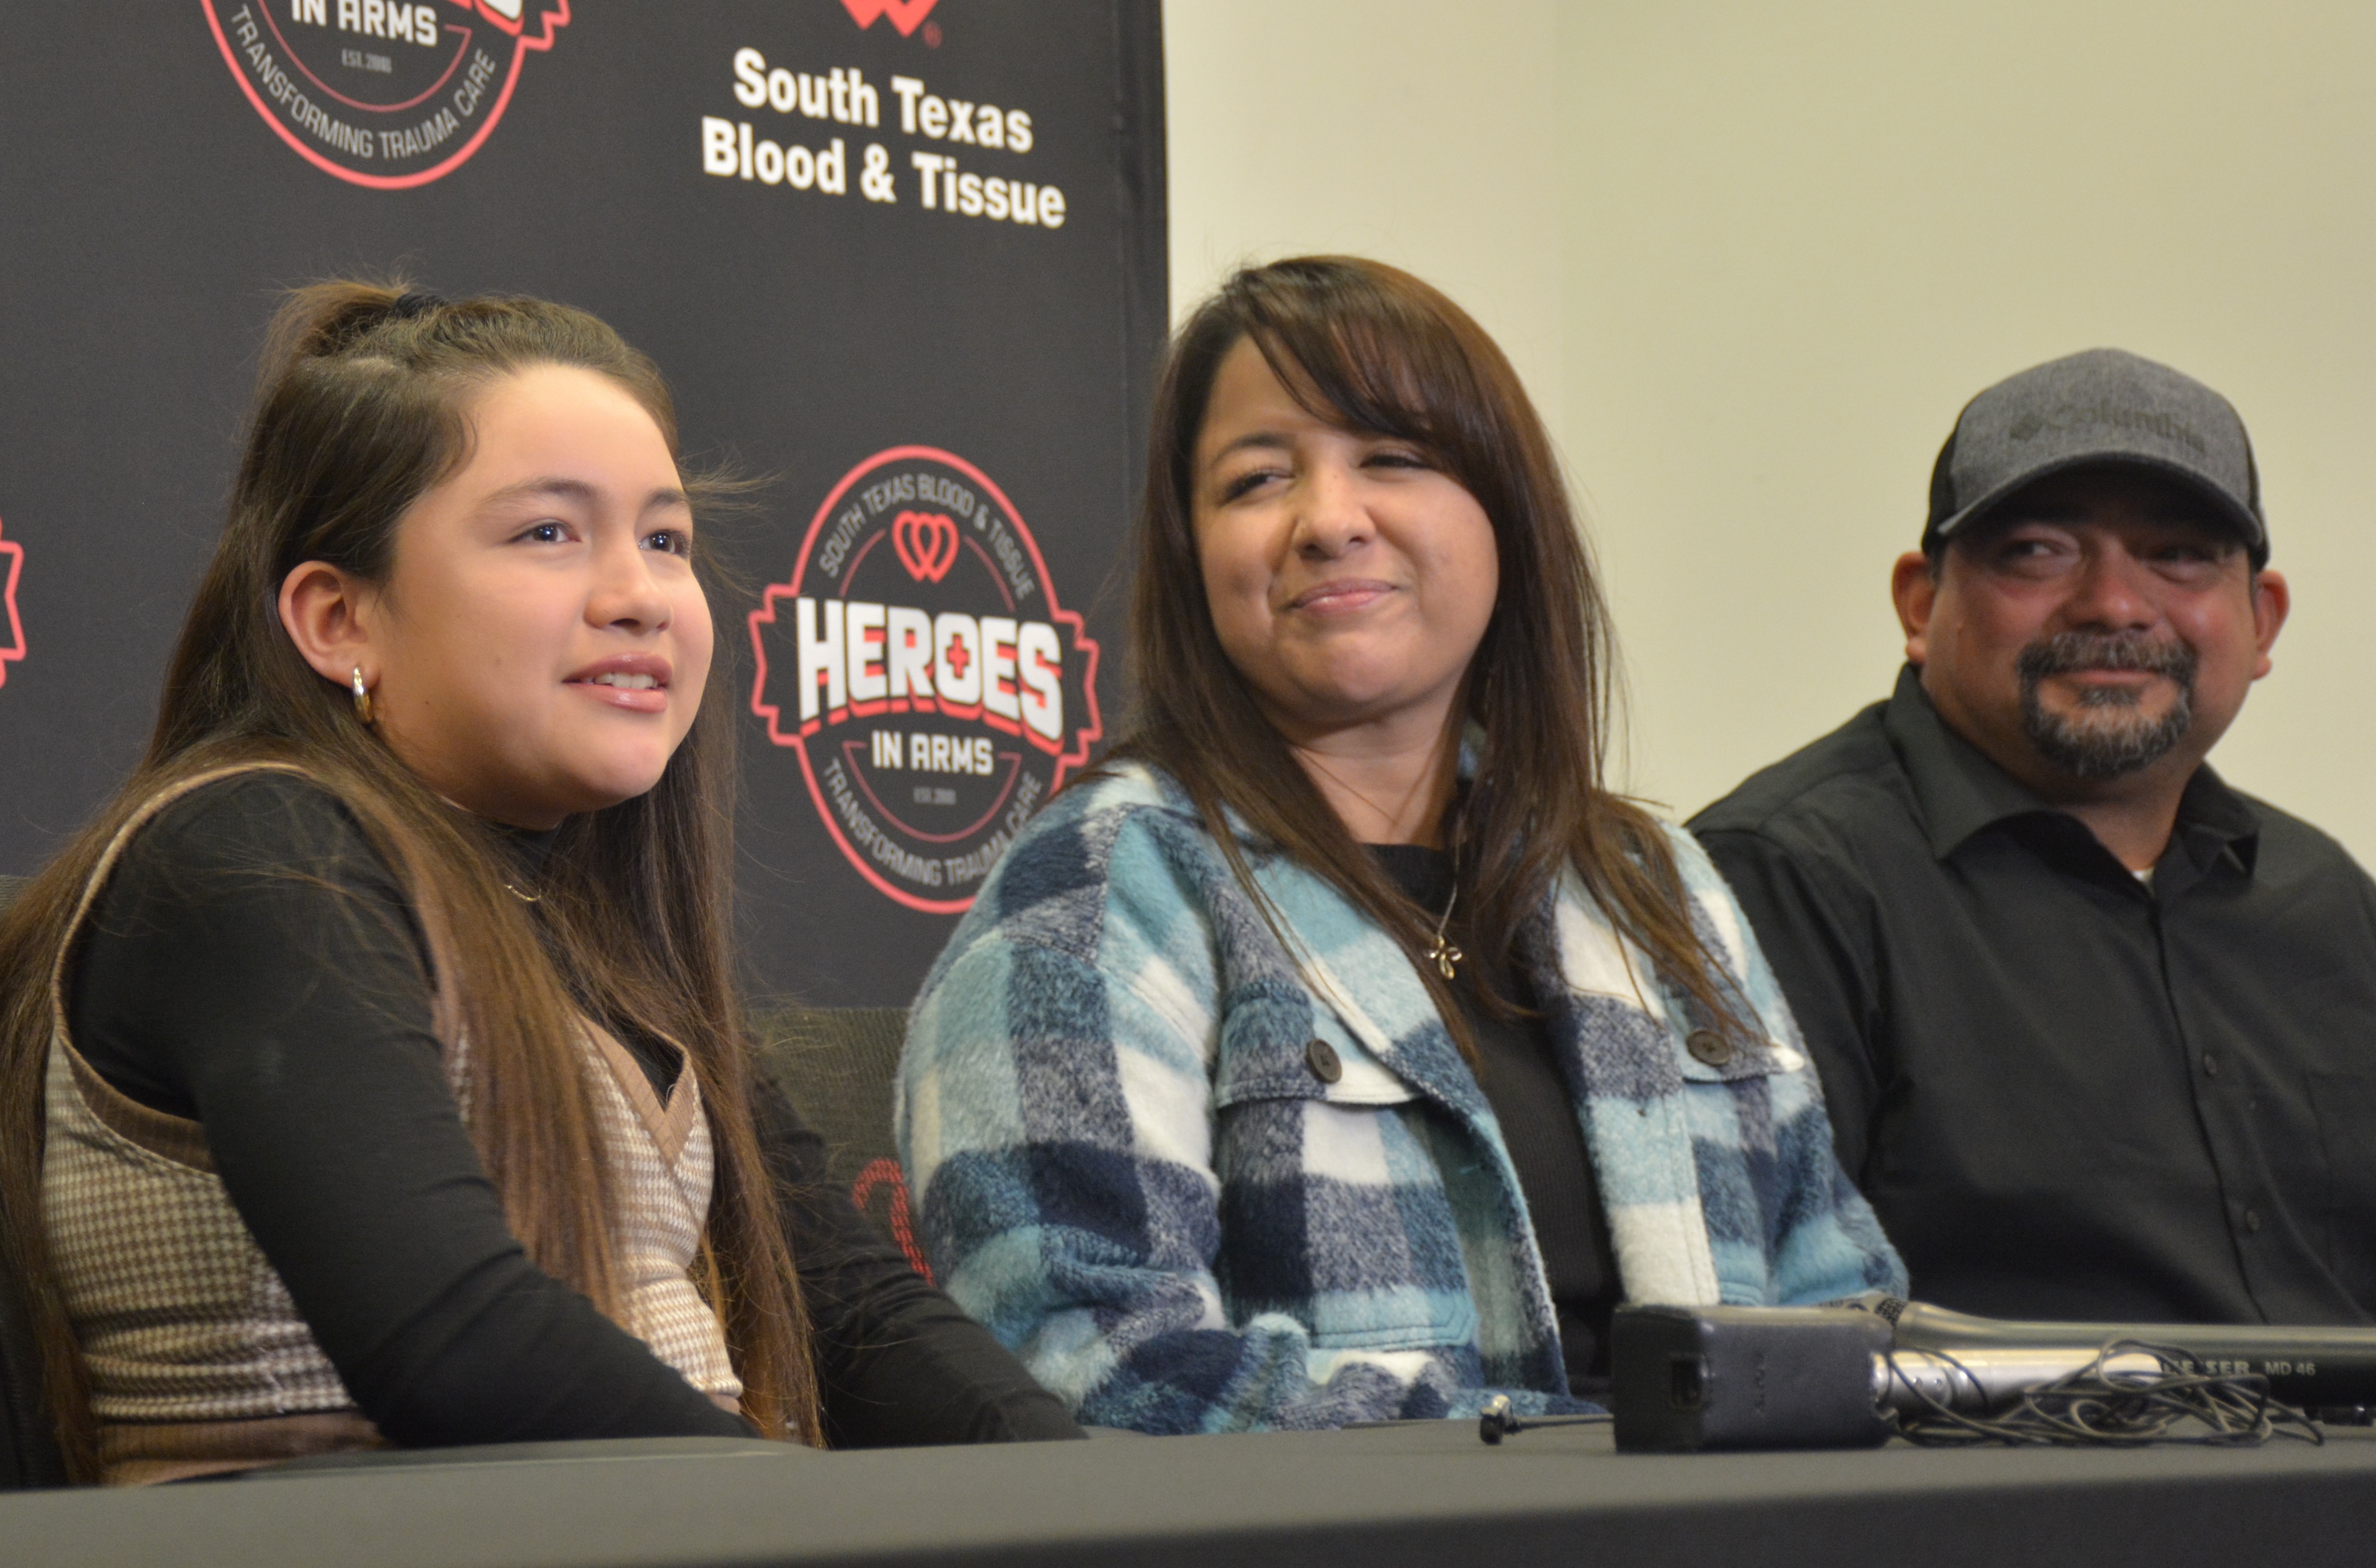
[1112,255,1751,1053]
[0,282,819,1479]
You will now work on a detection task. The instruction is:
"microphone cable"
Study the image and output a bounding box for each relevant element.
[1884,1340,2326,1449]
[1476,1395,1610,1444]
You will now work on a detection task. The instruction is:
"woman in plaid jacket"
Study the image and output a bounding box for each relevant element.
[899,258,1904,1434]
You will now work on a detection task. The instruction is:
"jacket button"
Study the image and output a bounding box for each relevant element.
[2244,1208,2264,1235]
[1305,1038,1343,1084]
[1686,1028,1733,1068]
[2202,1052,2221,1078]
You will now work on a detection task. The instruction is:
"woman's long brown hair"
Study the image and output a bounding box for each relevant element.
[1111,255,1752,1055]
[0,283,820,1479]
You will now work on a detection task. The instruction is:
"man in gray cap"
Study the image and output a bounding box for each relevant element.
[1693,349,2376,1327]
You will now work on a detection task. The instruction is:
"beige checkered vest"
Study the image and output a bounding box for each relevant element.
[41,766,742,1483]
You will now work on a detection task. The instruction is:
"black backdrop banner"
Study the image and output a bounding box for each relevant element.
[0,2,1165,1006]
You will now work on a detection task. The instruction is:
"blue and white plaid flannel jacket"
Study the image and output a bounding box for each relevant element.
[899,763,1904,1433]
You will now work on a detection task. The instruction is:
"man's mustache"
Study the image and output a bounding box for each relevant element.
[2017,632,2198,687]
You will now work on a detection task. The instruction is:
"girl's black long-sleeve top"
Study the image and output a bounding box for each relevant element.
[63,772,1080,1450]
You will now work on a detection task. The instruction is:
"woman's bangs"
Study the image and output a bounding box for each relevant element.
[1245,312,1455,456]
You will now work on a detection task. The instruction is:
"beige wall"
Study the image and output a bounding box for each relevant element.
[1165,1,2376,861]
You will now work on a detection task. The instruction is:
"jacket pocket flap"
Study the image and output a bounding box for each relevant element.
[1214,1004,1415,1110]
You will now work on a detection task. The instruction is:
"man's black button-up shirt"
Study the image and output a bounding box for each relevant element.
[1691,665,2376,1326]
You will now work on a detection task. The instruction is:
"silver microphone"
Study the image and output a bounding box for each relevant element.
[1874,1345,2167,1411]
[1865,1295,2376,1410]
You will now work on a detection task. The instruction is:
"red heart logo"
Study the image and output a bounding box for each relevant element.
[841,0,938,37]
[892,510,960,583]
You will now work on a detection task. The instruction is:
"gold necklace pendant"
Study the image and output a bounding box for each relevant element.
[1427,936,1464,981]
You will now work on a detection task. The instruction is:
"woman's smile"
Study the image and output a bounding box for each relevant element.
[1284,577,1398,616]
[567,653,674,715]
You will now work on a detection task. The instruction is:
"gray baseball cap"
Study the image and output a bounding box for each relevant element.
[1924,348,2267,566]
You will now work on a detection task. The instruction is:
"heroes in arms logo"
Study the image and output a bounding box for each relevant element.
[751,448,1100,914]
[203,1,569,189]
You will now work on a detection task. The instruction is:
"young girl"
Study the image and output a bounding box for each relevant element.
[0,283,1075,1484]
[899,257,1904,1432]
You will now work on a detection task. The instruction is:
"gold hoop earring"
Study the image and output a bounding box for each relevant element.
[350,666,375,726]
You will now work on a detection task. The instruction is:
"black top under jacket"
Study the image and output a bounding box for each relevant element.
[1690,664,2376,1326]
[66,772,1080,1450]
[1368,844,1621,1394]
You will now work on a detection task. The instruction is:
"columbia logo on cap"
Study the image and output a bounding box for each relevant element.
[2006,404,2210,458]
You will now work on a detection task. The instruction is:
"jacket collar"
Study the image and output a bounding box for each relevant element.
[1882,663,2259,881]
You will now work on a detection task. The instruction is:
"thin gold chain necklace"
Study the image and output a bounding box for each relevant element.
[1425,844,1464,981]
[1296,749,1434,844]
[1294,748,1461,977]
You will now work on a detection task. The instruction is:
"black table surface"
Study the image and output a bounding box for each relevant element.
[6,1420,2375,1567]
